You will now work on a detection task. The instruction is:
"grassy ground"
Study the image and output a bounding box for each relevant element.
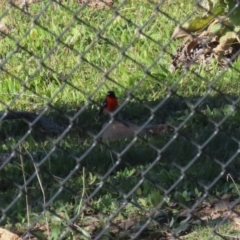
[1,0,240,239]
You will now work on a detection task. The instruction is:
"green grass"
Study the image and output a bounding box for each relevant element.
[184,222,239,240]
[1,0,240,239]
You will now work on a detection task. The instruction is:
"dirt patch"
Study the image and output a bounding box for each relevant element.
[10,0,114,10]
[0,22,11,37]
[9,0,42,8]
[0,227,21,240]
[101,120,168,141]
[78,0,114,9]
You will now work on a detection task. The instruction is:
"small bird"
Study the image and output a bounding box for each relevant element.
[96,91,129,127]
[97,91,119,119]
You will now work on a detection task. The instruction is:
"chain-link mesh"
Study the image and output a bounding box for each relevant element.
[1,0,240,239]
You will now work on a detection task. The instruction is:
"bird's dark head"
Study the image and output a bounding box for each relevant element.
[107,91,116,98]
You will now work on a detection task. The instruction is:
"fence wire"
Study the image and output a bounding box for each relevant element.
[1,0,240,239]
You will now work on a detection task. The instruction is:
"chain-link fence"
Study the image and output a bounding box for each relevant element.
[1,0,240,239]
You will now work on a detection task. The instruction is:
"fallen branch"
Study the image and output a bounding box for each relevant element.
[0,110,65,133]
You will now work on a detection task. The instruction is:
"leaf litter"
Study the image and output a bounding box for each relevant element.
[170,17,240,72]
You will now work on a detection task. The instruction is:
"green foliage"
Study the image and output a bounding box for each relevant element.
[0,0,240,238]
[224,0,240,26]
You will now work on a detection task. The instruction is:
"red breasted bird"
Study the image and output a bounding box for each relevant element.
[96,91,129,127]
[97,91,119,119]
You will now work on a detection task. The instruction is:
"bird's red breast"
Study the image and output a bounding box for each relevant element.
[105,96,118,112]
[97,91,119,120]
[96,91,128,127]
